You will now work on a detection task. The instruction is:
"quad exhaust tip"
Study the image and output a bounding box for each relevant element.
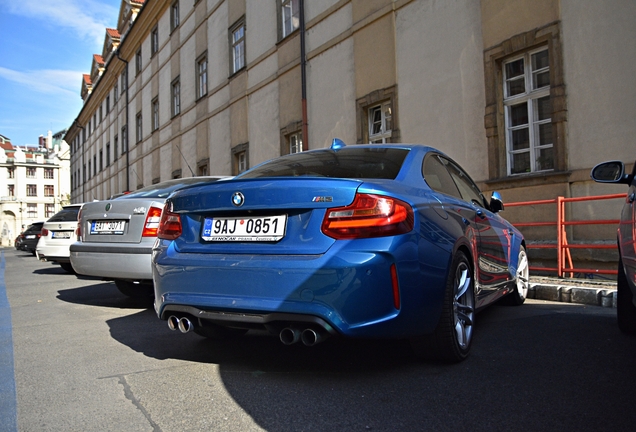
[167,315,193,333]
[279,326,328,346]
[167,316,329,345]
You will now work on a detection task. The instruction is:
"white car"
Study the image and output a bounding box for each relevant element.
[36,204,84,273]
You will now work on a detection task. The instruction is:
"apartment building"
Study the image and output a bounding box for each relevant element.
[0,132,71,246]
[64,0,635,268]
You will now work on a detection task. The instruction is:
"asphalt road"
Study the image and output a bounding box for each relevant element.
[1,247,636,432]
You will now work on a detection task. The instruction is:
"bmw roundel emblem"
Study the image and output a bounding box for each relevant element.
[232,192,244,207]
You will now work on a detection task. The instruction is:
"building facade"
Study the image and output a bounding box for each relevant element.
[0,132,71,246]
[64,0,636,268]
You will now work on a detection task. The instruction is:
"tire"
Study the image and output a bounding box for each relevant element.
[501,246,529,306]
[617,254,636,334]
[59,262,76,274]
[114,280,154,298]
[410,251,475,362]
[193,321,248,339]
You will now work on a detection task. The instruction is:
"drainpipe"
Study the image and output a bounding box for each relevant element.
[115,50,130,192]
[299,0,308,149]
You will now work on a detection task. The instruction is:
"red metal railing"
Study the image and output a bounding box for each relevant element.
[506,193,627,278]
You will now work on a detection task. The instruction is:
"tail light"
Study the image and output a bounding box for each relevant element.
[76,208,83,240]
[157,202,182,240]
[41,228,49,236]
[321,193,414,239]
[142,206,164,237]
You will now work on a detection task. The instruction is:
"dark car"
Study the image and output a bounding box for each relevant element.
[152,140,529,362]
[19,222,44,255]
[591,159,636,333]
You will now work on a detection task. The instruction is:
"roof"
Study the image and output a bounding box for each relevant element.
[106,28,121,39]
[93,54,104,65]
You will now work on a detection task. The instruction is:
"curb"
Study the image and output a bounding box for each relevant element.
[528,279,617,308]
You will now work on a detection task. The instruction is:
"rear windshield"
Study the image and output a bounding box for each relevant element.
[118,177,223,199]
[239,147,409,180]
[47,207,80,222]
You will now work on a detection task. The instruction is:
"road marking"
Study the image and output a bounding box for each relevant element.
[0,251,18,432]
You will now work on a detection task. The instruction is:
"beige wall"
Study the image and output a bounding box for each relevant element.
[480,0,560,49]
[396,0,488,181]
[561,0,636,169]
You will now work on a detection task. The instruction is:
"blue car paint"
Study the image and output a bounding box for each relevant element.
[152,144,522,340]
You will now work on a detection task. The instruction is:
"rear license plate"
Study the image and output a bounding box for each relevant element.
[26,235,35,239]
[90,220,126,235]
[52,231,72,239]
[202,215,287,242]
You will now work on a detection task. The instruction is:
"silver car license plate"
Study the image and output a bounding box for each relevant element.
[90,220,126,235]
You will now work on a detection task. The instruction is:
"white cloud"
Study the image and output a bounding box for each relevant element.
[0,0,119,48]
[0,66,82,98]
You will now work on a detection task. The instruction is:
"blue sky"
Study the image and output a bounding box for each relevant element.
[0,0,121,147]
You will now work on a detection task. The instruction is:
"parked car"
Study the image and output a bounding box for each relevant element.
[152,140,529,362]
[591,159,636,334]
[36,204,84,273]
[18,222,44,255]
[70,177,228,297]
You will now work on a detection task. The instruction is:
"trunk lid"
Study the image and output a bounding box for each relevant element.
[80,198,164,244]
[170,178,364,255]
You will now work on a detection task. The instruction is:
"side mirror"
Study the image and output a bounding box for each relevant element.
[591,161,630,184]
[490,191,504,213]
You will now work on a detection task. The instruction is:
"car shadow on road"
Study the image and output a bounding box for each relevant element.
[57,284,154,310]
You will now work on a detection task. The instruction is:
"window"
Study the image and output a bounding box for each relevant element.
[122,126,128,153]
[281,0,300,38]
[26,167,36,178]
[237,152,247,173]
[136,112,143,143]
[135,48,142,75]
[27,184,37,197]
[171,1,180,31]
[44,185,55,197]
[121,68,127,93]
[114,83,118,101]
[106,142,111,166]
[198,164,208,176]
[230,19,245,74]
[7,168,14,178]
[114,136,119,160]
[45,204,55,218]
[8,185,14,196]
[483,24,564,181]
[196,53,208,99]
[172,77,181,117]
[152,97,159,131]
[93,155,97,176]
[99,106,103,122]
[44,168,54,179]
[232,143,249,175]
[368,101,392,144]
[106,95,110,113]
[503,48,552,175]
[27,203,37,218]
[289,132,303,154]
[99,149,103,171]
[356,86,399,144]
[151,26,159,56]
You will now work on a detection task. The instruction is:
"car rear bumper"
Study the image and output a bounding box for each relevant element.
[152,238,448,339]
[70,243,153,280]
[36,243,72,262]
